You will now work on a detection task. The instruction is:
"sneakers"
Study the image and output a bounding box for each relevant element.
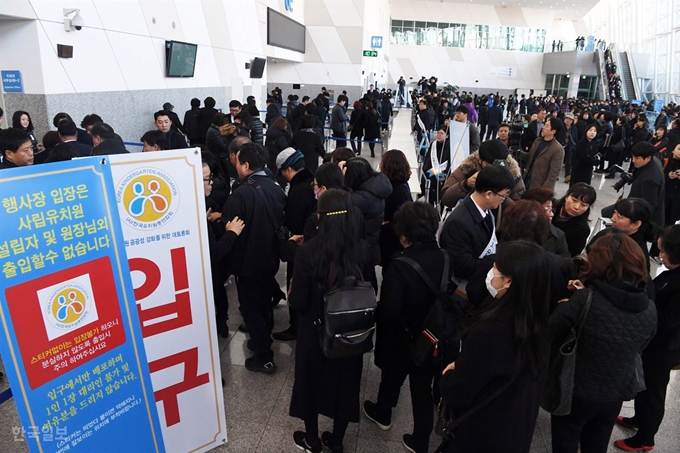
[362,400,392,430]
[321,432,344,453]
[245,356,277,374]
[402,434,427,453]
[616,416,640,430]
[293,431,321,453]
[613,438,654,452]
[272,328,297,341]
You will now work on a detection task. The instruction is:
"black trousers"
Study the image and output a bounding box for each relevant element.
[485,124,499,141]
[332,130,347,148]
[212,269,229,329]
[479,123,487,140]
[236,274,275,361]
[375,359,435,451]
[551,397,623,453]
[629,349,680,445]
[564,146,573,176]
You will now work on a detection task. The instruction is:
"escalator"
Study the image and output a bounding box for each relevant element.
[618,51,639,101]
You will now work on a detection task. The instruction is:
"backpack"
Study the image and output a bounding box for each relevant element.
[396,250,463,368]
[314,276,377,359]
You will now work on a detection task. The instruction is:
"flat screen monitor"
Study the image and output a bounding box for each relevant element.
[165,40,197,78]
[267,8,305,53]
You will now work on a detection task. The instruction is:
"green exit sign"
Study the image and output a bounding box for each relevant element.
[363,50,378,57]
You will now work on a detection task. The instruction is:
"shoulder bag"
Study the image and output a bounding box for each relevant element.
[541,288,592,415]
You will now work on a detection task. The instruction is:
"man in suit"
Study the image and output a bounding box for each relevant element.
[440,164,515,281]
[57,119,93,157]
[155,110,189,150]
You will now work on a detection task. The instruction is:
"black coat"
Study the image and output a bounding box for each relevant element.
[440,195,494,280]
[440,314,548,453]
[487,105,503,127]
[167,110,186,134]
[350,173,393,265]
[349,109,364,138]
[552,199,591,257]
[165,129,189,149]
[183,107,200,143]
[380,99,392,123]
[375,242,449,372]
[629,158,666,226]
[76,128,93,147]
[65,140,93,157]
[288,239,372,422]
[284,169,316,235]
[570,139,600,186]
[363,109,380,141]
[223,172,286,276]
[647,266,680,353]
[264,127,291,173]
[379,181,411,266]
[291,130,325,174]
[197,107,219,144]
[549,279,657,402]
[265,103,282,127]
[250,118,264,145]
[664,158,680,223]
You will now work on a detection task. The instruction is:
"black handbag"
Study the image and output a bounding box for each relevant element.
[541,288,592,416]
[434,376,515,451]
[395,250,455,367]
[246,179,291,260]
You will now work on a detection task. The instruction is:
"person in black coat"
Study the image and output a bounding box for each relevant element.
[380,95,392,131]
[440,165,515,282]
[362,103,381,158]
[378,150,412,266]
[154,110,188,149]
[56,119,93,157]
[552,183,598,257]
[349,101,365,155]
[421,126,450,206]
[412,100,435,144]
[196,98,219,146]
[549,232,657,453]
[291,115,325,174]
[265,117,292,175]
[627,142,666,227]
[271,149,317,342]
[223,143,286,373]
[363,202,448,453]
[289,189,373,453]
[615,225,680,451]
[663,142,680,224]
[184,98,201,145]
[570,123,602,186]
[610,198,657,271]
[440,241,552,453]
[345,158,393,268]
[485,99,504,141]
[265,97,282,127]
[205,113,236,179]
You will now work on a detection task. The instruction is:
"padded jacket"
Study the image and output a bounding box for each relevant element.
[549,279,657,402]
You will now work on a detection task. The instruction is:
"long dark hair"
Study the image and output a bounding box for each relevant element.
[344,157,375,191]
[477,241,551,372]
[312,189,364,288]
[12,110,34,131]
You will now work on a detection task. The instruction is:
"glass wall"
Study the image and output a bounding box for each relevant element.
[390,20,546,52]
[544,75,573,98]
[585,0,680,104]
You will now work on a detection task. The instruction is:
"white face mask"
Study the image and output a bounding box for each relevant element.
[485,268,500,299]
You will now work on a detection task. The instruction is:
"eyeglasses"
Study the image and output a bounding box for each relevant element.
[493,191,510,201]
[203,174,213,183]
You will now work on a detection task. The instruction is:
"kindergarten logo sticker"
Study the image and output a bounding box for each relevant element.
[37,274,99,341]
[116,167,179,230]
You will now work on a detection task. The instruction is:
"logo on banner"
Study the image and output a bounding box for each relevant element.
[116,168,179,230]
[37,274,99,341]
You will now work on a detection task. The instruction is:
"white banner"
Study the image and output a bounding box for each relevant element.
[109,149,227,453]
[449,121,471,170]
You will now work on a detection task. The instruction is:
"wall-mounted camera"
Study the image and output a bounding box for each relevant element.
[63,8,84,32]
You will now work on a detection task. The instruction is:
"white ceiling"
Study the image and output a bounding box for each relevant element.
[439,0,602,21]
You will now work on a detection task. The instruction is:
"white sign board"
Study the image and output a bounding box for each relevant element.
[449,121,471,170]
[109,149,227,453]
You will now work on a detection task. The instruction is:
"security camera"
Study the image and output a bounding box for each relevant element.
[72,13,84,30]
[63,8,84,32]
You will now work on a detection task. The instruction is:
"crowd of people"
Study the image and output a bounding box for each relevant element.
[0,80,679,453]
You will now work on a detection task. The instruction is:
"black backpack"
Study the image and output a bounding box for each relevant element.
[314,276,377,359]
[396,250,463,367]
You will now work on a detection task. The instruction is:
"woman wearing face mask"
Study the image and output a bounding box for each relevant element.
[610,198,656,271]
[378,149,412,266]
[614,225,680,452]
[438,241,551,453]
[549,232,657,453]
[570,123,601,186]
[552,183,598,257]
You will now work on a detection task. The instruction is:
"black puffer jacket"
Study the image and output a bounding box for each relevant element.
[549,279,657,402]
[350,173,393,264]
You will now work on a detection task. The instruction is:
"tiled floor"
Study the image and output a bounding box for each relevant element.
[1,116,679,452]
